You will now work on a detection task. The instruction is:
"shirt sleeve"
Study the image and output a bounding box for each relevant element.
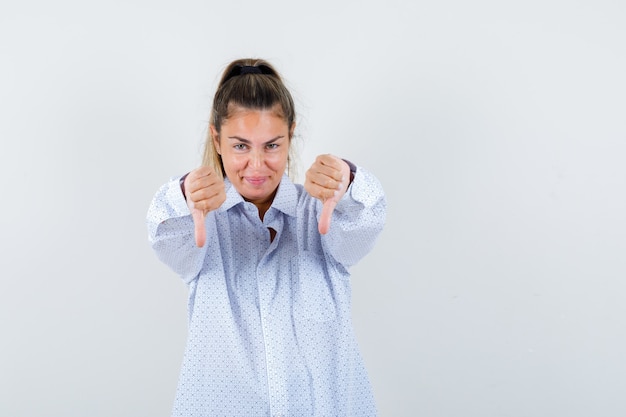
[321,165,387,268]
[146,176,208,284]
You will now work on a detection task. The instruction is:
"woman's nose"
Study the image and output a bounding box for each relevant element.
[249,150,263,168]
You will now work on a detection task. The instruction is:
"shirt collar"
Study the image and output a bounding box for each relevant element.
[218,175,298,217]
[271,175,298,217]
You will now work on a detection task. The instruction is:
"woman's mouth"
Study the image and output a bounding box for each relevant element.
[245,176,266,187]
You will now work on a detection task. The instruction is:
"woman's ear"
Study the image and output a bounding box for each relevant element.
[210,125,221,154]
[289,122,296,139]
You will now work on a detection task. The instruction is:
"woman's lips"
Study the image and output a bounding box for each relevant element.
[245,176,266,186]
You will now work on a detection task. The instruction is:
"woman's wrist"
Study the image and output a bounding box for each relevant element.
[179,173,190,198]
[342,159,357,185]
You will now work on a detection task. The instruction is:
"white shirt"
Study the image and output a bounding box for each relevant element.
[147,166,386,417]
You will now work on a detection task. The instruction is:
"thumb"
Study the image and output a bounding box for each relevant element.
[318,198,337,235]
[189,201,206,247]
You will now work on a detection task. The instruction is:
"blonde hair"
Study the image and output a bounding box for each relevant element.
[202,58,297,179]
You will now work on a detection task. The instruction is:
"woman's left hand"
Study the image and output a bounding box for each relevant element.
[305,154,351,234]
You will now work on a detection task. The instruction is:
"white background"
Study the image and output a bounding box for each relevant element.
[1,1,625,416]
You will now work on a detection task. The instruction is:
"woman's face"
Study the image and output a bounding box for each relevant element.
[212,106,293,212]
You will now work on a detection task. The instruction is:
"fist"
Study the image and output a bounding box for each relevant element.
[184,166,226,247]
[304,154,350,234]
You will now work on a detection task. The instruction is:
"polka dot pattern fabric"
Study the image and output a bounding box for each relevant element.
[147,167,386,417]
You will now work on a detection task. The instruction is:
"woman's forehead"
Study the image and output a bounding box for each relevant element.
[226,103,286,120]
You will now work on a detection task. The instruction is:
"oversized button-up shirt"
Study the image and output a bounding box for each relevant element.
[147,166,386,417]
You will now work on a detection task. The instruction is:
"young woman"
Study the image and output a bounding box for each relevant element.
[147,58,386,416]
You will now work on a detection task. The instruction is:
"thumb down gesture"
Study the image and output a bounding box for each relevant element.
[183,166,226,247]
[304,154,351,235]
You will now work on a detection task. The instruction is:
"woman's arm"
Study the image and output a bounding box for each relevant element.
[321,165,387,268]
[146,177,209,284]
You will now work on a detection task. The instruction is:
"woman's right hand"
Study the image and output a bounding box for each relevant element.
[183,166,226,247]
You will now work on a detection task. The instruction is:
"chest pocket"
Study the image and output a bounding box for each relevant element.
[291,251,338,322]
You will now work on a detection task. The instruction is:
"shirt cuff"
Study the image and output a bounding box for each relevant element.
[334,165,381,213]
[166,175,192,217]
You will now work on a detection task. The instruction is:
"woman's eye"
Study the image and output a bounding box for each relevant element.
[234,144,247,150]
[266,143,278,150]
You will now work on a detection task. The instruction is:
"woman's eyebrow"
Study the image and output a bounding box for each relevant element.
[227,135,285,145]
